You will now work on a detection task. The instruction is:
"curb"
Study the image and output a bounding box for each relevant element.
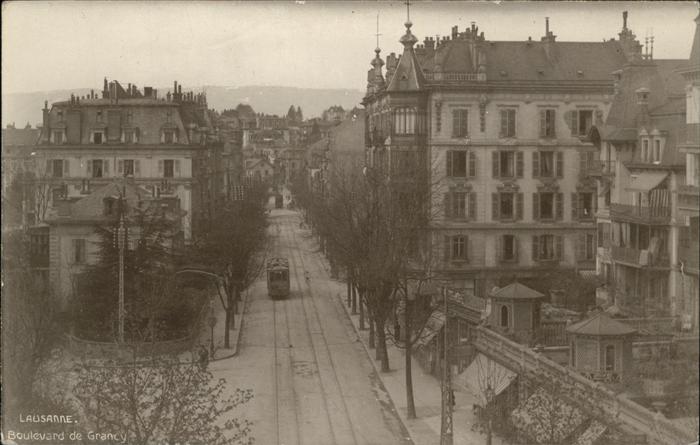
[210,290,249,362]
[334,289,416,445]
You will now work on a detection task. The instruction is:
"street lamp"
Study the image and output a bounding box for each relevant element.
[208,305,217,356]
[440,285,453,445]
[485,384,495,445]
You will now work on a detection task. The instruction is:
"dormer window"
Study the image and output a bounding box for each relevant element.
[96,110,103,122]
[653,139,661,163]
[641,138,650,162]
[164,130,175,144]
[57,110,64,121]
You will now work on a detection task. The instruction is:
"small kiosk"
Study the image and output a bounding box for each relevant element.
[566,312,636,382]
[488,282,544,345]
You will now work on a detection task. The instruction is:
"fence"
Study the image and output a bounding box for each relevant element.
[65,302,209,359]
[472,326,696,445]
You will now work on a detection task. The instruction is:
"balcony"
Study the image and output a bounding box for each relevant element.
[610,203,671,225]
[582,160,616,178]
[424,72,481,82]
[610,245,669,268]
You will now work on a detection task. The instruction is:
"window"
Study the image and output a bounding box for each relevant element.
[534,192,562,220]
[120,159,135,176]
[445,235,468,261]
[642,139,650,162]
[540,109,556,138]
[51,159,64,178]
[93,132,103,144]
[452,109,469,138]
[540,192,554,219]
[445,192,476,219]
[72,239,86,264]
[540,152,555,177]
[533,151,563,178]
[52,130,64,144]
[688,153,700,186]
[446,151,467,177]
[500,109,516,138]
[91,159,103,178]
[577,192,595,219]
[533,234,560,261]
[605,345,615,371]
[493,151,523,178]
[572,109,593,136]
[124,130,136,143]
[586,233,595,260]
[162,159,176,178]
[492,192,523,221]
[500,193,514,219]
[500,305,509,328]
[501,235,517,262]
[446,192,466,218]
[394,107,416,135]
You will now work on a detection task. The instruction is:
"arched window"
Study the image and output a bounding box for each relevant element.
[500,305,509,328]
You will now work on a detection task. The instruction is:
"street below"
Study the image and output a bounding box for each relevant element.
[209,208,412,445]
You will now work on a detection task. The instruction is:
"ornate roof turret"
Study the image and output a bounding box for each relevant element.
[387,21,425,92]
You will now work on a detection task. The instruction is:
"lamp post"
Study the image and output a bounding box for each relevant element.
[208,305,217,356]
[440,285,453,445]
[485,385,495,445]
[116,213,126,343]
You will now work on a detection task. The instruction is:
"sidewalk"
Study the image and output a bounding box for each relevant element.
[307,249,505,445]
[334,288,506,445]
[199,279,259,362]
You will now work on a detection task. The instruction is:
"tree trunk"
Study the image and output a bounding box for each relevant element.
[368,313,375,349]
[224,308,231,349]
[405,296,416,419]
[359,290,366,330]
[376,317,390,372]
[351,283,358,315]
[346,277,351,307]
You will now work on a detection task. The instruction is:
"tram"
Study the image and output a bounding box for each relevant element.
[267,257,290,299]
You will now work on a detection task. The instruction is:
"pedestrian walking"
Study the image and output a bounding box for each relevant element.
[198,344,209,369]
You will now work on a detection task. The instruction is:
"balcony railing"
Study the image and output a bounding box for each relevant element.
[423,72,481,82]
[610,203,671,224]
[610,245,669,268]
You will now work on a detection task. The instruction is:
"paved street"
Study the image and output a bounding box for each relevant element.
[210,209,412,445]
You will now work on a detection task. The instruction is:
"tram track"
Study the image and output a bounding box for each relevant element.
[281,214,361,445]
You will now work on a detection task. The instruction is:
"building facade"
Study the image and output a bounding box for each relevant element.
[33,79,215,240]
[594,13,699,333]
[363,15,638,296]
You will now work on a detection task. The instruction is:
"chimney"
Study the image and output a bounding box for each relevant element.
[636,87,650,126]
[452,25,458,39]
[623,10,628,30]
[546,17,549,35]
[42,100,49,140]
[103,77,109,98]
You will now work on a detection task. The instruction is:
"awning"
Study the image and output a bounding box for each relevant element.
[413,310,445,348]
[625,171,668,192]
[459,353,517,405]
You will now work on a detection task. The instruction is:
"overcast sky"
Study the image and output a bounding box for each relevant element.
[2,1,697,94]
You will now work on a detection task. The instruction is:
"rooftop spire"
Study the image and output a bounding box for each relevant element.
[400,20,418,48]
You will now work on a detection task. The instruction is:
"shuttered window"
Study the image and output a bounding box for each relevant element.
[540,109,556,138]
[532,234,562,261]
[452,109,469,138]
[500,109,516,138]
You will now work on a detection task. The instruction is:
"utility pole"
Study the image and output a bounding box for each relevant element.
[116,211,126,343]
[440,286,453,445]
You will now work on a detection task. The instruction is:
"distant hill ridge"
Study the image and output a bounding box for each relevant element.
[1,85,365,128]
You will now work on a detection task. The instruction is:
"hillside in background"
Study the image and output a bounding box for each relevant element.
[1,85,365,128]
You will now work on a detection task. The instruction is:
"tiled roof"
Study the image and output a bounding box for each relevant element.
[566,312,636,336]
[491,282,544,300]
[415,40,628,82]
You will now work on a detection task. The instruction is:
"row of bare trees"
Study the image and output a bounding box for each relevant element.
[292,155,442,419]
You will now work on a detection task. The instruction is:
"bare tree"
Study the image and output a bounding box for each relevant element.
[192,181,269,348]
[73,354,253,445]
[0,230,61,431]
